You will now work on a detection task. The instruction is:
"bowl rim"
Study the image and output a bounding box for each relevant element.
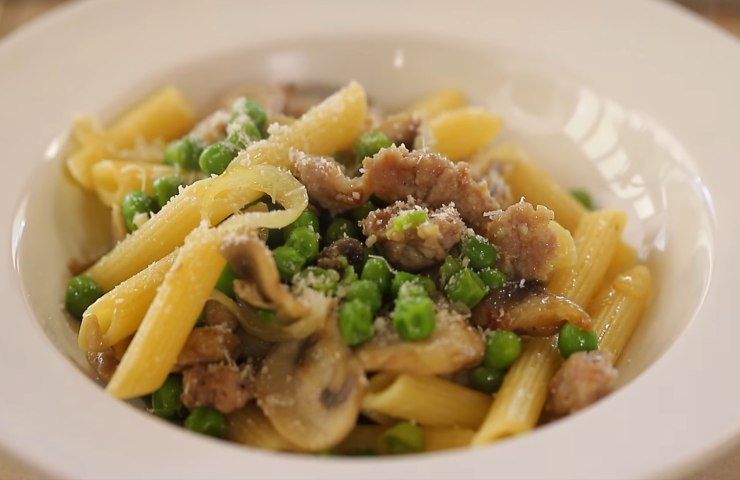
[1,0,740,478]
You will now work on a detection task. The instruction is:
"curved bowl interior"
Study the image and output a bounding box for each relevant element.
[14,36,712,418]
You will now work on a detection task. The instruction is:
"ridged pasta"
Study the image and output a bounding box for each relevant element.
[361,373,491,429]
[590,265,652,360]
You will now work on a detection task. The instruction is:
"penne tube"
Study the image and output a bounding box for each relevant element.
[78,251,177,352]
[422,107,503,161]
[590,265,652,360]
[471,338,560,444]
[85,82,367,290]
[229,404,302,452]
[423,426,476,452]
[86,178,215,291]
[548,210,626,305]
[91,159,199,207]
[404,88,467,118]
[106,225,226,398]
[67,86,196,189]
[362,373,491,429]
[335,424,475,454]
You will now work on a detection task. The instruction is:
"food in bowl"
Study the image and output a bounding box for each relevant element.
[62,81,651,455]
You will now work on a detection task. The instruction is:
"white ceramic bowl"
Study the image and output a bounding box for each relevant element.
[1,1,739,478]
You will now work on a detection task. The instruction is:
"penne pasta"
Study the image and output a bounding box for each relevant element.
[471,338,560,444]
[423,426,476,452]
[106,224,226,398]
[335,424,475,454]
[548,210,627,305]
[78,251,177,352]
[590,265,652,360]
[91,159,199,207]
[85,82,367,290]
[67,86,196,189]
[362,373,491,429]
[421,107,503,161]
[404,88,467,118]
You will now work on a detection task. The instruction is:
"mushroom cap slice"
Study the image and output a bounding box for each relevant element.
[472,281,590,335]
[222,235,307,319]
[256,318,367,451]
[357,304,484,375]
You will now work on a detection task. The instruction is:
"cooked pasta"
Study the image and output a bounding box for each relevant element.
[362,373,491,429]
[61,81,652,456]
[67,87,196,189]
[590,265,652,360]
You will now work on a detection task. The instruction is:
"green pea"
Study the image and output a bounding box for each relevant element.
[256,308,277,322]
[325,218,360,244]
[226,121,262,149]
[444,268,488,309]
[199,141,238,176]
[341,266,358,285]
[361,256,392,295]
[397,282,428,299]
[355,131,392,161]
[295,267,340,294]
[377,422,425,455]
[215,264,236,298]
[285,226,320,262]
[122,190,157,232]
[469,366,505,394]
[164,136,203,170]
[461,234,498,270]
[184,407,228,438]
[391,272,436,297]
[484,331,522,370]
[272,246,306,282]
[283,210,320,237]
[151,374,186,419]
[558,323,598,358]
[392,296,436,341]
[345,279,382,314]
[350,201,377,221]
[339,299,374,346]
[65,275,103,320]
[231,97,268,132]
[478,267,507,290]
[152,174,185,208]
[571,189,594,210]
[389,210,428,236]
[439,255,462,286]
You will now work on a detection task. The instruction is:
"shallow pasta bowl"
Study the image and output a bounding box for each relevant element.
[1,0,739,478]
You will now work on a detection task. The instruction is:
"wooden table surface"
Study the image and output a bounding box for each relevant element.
[0,0,738,479]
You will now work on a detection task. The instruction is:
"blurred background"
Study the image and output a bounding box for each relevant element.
[0,0,739,37]
[0,1,737,479]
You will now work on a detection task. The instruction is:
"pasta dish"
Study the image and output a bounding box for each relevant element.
[62,82,651,455]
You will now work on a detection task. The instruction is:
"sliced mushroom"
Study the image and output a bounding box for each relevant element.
[471,282,590,336]
[256,317,367,451]
[222,235,308,319]
[357,305,484,375]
